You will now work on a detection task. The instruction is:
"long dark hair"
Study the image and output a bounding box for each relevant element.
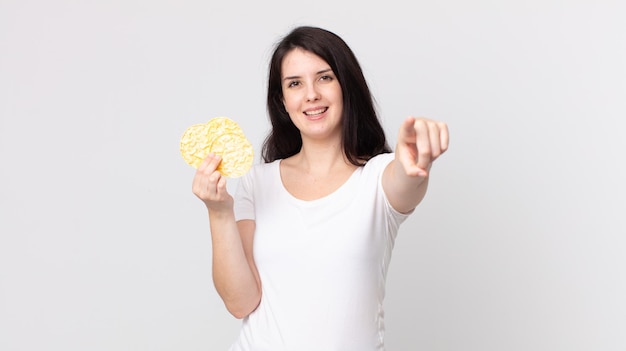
[261,26,391,165]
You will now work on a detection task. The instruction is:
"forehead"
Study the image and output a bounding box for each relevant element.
[281,48,330,76]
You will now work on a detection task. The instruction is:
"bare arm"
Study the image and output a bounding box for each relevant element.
[382,116,449,214]
[192,153,261,319]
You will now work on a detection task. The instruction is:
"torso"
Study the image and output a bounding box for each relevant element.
[230,154,407,351]
[230,153,408,351]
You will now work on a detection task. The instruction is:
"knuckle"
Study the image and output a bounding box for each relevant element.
[209,174,220,183]
[419,147,432,157]
[198,168,212,177]
[413,119,427,129]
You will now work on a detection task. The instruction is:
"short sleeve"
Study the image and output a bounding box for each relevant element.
[233,170,255,221]
[367,153,413,233]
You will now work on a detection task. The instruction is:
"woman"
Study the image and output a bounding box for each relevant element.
[192,26,449,351]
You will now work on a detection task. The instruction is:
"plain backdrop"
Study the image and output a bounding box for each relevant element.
[1,0,625,350]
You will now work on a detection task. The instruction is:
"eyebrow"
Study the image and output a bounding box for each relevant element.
[283,68,333,81]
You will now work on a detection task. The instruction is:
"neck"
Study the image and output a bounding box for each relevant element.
[293,138,351,175]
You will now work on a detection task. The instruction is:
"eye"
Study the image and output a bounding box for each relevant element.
[287,80,300,88]
[320,75,334,81]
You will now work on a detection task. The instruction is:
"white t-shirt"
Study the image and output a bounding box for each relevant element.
[230,152,410,351]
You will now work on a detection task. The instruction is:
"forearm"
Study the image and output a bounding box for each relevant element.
[385,116,448,213]
[208,210,260,318]
[383,160,430,214]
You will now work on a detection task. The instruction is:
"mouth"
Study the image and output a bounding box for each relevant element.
[303,107,328,117]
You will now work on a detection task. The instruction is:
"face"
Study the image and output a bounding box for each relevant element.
[281,48,344,142]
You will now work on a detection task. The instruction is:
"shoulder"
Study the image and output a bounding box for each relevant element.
[353,152,395,187]
[249,159,280,174]
[239,159,281,186]
[363,152,394,173]
[234,159,281,210]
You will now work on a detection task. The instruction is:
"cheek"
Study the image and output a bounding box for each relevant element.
[333,85,343,102]
[282,94,298,113]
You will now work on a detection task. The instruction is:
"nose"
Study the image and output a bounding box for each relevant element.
[305,83,320,102]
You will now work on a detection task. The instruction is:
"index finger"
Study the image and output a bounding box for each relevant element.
[414,119,432,171]
[197,153,222,173]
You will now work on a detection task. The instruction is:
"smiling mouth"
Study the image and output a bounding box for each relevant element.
[303,107,328,116]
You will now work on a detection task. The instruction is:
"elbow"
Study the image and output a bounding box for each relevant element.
[227,301,260,319]
[225,291,262,319]
[229,308,252,320]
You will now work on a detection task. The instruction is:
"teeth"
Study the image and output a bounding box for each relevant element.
[304,108,327,116]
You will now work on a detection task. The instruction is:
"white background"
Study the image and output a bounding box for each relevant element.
[1,0,625,350]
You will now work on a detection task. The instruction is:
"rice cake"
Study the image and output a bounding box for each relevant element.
[180,117,253,177]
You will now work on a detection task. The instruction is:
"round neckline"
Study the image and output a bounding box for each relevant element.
[275,160,362,206]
